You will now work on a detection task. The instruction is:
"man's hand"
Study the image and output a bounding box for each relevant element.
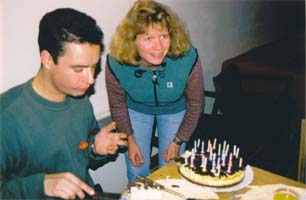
[44,172,95,199]
[93,122,128,155]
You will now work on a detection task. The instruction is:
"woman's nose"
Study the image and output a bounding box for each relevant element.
[153,39,163,50]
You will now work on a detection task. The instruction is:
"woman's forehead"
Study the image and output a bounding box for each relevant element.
[141,23,168,34]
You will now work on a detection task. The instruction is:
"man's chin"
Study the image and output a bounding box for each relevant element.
[69,90,87,98]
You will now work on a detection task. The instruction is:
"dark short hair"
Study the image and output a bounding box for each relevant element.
[38,8,104,64]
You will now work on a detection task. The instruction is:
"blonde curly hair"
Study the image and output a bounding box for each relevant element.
[109,0,190,65]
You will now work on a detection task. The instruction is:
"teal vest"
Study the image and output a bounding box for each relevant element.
[107,46,198,115]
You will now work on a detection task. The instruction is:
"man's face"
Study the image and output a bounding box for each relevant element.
[48,42,100,99]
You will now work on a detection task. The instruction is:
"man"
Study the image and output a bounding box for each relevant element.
[0,8,127,199]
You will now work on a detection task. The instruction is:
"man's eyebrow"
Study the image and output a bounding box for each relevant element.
[71,65,90,68]
[70,63,98,68]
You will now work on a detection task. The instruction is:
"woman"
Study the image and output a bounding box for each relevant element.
[105,0,204,182]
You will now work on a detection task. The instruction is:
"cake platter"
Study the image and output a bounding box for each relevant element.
[180,165,254,193]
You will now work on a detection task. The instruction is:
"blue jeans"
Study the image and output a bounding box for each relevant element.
[125,109,186,182]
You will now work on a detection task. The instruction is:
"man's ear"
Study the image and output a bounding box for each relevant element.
[40,50,53,69]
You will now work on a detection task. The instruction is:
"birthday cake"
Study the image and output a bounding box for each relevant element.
[177,139,246,187]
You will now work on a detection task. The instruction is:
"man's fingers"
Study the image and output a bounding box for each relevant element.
[117,138,128,146]
[119,133,128,139]
[78,182,95,197]
[107,145,118,154]
[101,121,117,133]
[67,173,95,197]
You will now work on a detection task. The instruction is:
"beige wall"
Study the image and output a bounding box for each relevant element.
[2,0,291,116]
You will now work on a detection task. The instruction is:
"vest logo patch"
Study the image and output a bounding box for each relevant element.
[167,82,173,88]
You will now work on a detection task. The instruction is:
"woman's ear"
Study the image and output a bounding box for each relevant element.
[40,50,53,69]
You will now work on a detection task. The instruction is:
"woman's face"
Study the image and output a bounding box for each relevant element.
[135,25,171,67]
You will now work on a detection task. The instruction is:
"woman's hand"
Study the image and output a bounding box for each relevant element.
[163,142,180,162]
[128,136,144,167]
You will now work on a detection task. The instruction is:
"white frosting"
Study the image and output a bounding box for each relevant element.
[129,187,163,200]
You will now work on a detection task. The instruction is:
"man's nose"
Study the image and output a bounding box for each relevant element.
[84,68,95,85]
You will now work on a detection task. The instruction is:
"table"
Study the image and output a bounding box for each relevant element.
[147,161,306,199]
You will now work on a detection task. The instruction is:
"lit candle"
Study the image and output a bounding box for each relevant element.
[228,153,233,166]
[213,138,217,150]
[207,140,211,152]
[201,141,205,153]
[211,153,216,173]
[197,139,201,148]
[235,147,240,158]
[222,140,226,153]
[227,163,232,174]
[233,145,236,156]
[201,154,205,167]
[217,164,221,177]
[221,153,226,166]
[239,157,243,168]
[218,143,221,156]
[217,156,220,166]
[225,144,229,156]
[202,156,207,172]
[190,154,194,168]
[209,148,213,161]
[194,140,197,153]
[227,153,233,174]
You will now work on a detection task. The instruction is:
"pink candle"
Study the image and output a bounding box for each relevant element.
[190,155,194,168]
[201,154,205,167]
[227,163,232,173]
[203,156,207,172]
[229,152,233,165]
